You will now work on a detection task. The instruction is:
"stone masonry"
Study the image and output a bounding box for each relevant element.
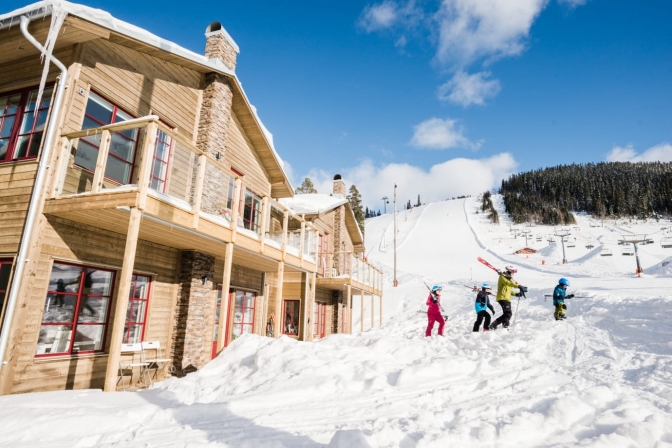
[171,251,216,375]
[205,30,239,72]
[331,290,344,333]
[332,175,346,274]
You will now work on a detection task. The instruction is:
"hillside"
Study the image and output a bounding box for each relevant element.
[1,197,672,447]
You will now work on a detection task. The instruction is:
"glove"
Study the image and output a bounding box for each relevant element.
[515,292,523,297]
[567,294,574,299]
[432,298,438,304]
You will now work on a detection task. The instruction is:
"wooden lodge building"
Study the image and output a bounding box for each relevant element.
[0,1,383,395]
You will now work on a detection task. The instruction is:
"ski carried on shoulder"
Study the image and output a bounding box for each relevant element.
[464,285,494,295]
[477,257,500,274]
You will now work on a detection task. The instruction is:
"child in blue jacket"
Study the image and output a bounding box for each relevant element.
[553,278,575,320]
[473,283,495,332]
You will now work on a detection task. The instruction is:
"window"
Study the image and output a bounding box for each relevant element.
[243,189,263,234]
[212,285,223,359]
[313,302,326,339]
[74,92,139,184]
[149,130,172,192]
[0,260,13,333]
[0,86,54,162]
[36,263,115,357]
[229,289,256,341]
[123,274,151,344]
[225,175,236,210]
[283,300,300,336]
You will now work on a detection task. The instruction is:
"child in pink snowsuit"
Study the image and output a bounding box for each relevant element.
[426,286,445,336]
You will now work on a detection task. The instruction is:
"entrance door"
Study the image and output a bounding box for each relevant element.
[313,302,326,339]
[225,289,256,346]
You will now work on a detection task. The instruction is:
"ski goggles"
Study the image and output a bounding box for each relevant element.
[505,268,518,274]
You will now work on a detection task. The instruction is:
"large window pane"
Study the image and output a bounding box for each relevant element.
[77,297,109,323]
[105,155,132,185]
[36,325,72,355]
[73,140,99,172]
[0,116,15,138]
[83,93,113,126]
[84,269,113,295]
[73,325,104,352]
[42,294,77,322]
[49,264,82,293]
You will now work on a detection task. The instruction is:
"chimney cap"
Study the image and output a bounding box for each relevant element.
[205,21,240,53]
[206,22,222,33]
[334,174,342,180]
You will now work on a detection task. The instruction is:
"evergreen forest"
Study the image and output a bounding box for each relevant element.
[500,162,672,224]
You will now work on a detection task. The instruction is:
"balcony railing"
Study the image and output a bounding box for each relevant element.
[50,116,319,265]
[318,251,383,291]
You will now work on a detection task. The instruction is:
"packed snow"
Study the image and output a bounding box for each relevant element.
[2,196,672,447]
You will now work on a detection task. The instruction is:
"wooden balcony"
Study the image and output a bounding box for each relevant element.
[316,251,383,295]
[44,116,318,272]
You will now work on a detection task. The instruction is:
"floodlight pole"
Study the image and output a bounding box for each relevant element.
[555,229,571,264]
[382,196,388,214]
[393,185,398,287]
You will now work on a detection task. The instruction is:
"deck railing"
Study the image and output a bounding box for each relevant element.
[52,116,319,263]
[318,251,383,291]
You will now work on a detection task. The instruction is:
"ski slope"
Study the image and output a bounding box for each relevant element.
[2,198,672,447]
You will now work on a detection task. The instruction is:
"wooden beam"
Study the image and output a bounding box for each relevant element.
[90,130,111,194]
[103,207,142,392]
[137,122,158,211]
[62,116,159,139]
[281,211,289,262]
[379,294,383,327]
[216,242,234,352]
[274,262,285,338]
[191,154,206,228]
[371,292,375,329]
[360,290,364,333]
[346,284,352,334]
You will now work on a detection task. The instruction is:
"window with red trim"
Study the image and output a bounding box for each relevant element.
[283,300,300,336]
[230,289,256,340]
[0,259,13,333]
[36,263,115,357]
[74,92,139,184]
[123,274,151,344]
[0,86,54,163]
[313,302,326,338]
[149,130,172,193]
[243,189,263,235]
[225,175,236,210]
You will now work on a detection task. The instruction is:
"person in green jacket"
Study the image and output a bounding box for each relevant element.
[490,265,525,330]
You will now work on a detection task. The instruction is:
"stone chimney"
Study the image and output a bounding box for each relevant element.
[333,174,346,197]
[205,22,239,72]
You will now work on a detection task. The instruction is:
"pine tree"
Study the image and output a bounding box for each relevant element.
[348,184,365,235]
[416,194,421,207]
[295,177,318,194]
[406,200,411,210]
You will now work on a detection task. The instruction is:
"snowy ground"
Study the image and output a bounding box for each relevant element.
[2,197,672,447]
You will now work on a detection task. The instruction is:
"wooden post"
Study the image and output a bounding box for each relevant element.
[51,137,72,198]
[299,220,306,263]
[137,122,158,211]
[281,210,289,261]
[230,177,243,242]
[360,290,364,333]
[301,272,313,342]
[309,272,316,339]
[191,154,206,228]
[103,207,143,392]
[91,130,111,194]
[259,196,269,252]
[274,262,285,338]
[371,292,375,328]
[216,242,234,351]
[379,294,383,327]
[346,284,352,334]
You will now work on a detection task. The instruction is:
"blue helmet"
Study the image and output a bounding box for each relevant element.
[431,285,442,292]
[559,278,570,287]
[481,283,491,290]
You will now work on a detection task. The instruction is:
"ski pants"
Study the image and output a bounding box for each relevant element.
[491,300,512,328]
[473,310,491,332]
[554,303,567,320]
[426,313,445,336]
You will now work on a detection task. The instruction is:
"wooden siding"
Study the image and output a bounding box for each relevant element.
[0,162,37,253]
[226,112,272,197]
[10,217,179,394]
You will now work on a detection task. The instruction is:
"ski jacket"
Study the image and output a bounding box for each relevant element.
[474,291,495,314]
[553,285,567,306]
[427,293,442,315]
[496,274,519,302]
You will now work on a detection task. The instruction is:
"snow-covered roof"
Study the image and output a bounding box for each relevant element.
[0,0,293,195]
[279,194,348,216]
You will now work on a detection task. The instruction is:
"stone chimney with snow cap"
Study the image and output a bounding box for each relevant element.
[333,174,346,197]
[205,21,239,71]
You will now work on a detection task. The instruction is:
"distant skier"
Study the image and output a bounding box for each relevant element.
[426,285,445,337]
[553,278,574,321]
[473,283,495,332]
[490,266,525,330]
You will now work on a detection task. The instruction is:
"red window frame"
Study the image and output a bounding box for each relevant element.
[226,288,256,345]
[76,91,140,184]
[0,259,13,332]
[0,85,54,163]
[149,129,173,193]
[36,262,115,358]
[283,300,300,336]
[122,274,151,344]
[313,302,326,339]
[243,189,263,235]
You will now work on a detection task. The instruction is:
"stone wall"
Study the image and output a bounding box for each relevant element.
[331,290,344,334]
[171,251,216,375]
[205,31,238,72]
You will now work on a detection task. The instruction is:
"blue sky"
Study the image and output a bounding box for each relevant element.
[5,0,671,209]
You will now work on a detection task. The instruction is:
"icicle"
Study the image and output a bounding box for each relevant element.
[34,3,67,112]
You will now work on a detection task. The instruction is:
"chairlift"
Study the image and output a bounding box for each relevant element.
[621,247,634,256]
[661,237,672,248]
[600,248,613,256]
[566,240,576,248]
[585,244,594,249]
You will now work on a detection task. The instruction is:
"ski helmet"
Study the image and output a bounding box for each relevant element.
[481,283,491,290]
[559,278,570,287]
[431,285,442,292]
[505,265,517,274]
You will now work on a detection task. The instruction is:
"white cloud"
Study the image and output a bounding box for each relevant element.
[434,0,548,68]
[410,117,481,150]
[606,143,672,163]
[558,0,587,8]
[438,70,501,106]
[301,153,517,209]
[358,1,400,32]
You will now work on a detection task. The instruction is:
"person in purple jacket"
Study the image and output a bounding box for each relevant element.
[426,285,445,336]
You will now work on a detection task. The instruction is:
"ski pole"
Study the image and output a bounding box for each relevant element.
[511,294,522,329]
